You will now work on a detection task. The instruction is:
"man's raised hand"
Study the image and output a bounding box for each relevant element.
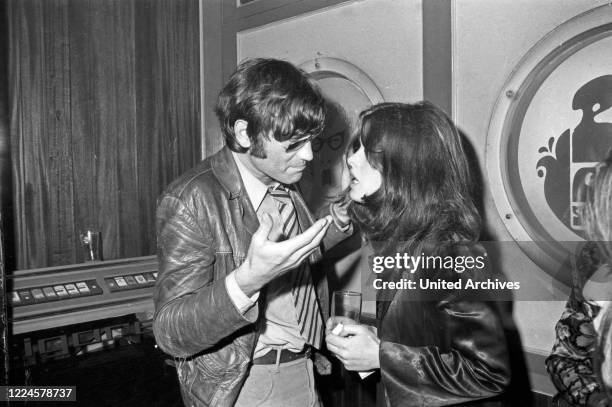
[234,213,332,296]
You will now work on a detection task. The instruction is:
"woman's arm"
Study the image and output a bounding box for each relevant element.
[379,300,511,406]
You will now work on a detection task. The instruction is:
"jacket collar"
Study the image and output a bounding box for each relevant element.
[210,146,245,200]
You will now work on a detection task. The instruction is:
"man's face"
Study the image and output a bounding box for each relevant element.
[247,135,315,185]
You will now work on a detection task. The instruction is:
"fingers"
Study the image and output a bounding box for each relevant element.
[290,217,332,260]
[325,335,346,359]
[326,318,335,333]
[254,213,274,243]
[271,217,331,267]
[340,324,369,336]
[280,216,331,250]
[325,332,346,348]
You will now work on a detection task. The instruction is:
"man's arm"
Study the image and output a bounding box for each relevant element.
[153,195,259,358]
[153,195,333,357]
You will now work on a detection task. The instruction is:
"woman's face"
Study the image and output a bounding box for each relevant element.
[346,138,382,202]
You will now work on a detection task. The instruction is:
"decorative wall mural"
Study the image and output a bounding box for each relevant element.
[486,5,612,284]
[536,75,612,235]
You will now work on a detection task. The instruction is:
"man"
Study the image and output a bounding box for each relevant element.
[153,58,351,407]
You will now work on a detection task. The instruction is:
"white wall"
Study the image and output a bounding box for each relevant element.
[452,0,610,353]
[237,0,423,103]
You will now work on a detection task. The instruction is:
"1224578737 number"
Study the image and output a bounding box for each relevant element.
[1,386,76,401]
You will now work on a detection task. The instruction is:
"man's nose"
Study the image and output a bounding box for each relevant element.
[297,140,313,162]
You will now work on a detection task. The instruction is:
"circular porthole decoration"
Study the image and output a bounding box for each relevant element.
[298,57,384,211]
[486,5,612,285]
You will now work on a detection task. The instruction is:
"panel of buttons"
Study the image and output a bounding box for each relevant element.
[10,280,103,307]
[104,272,157,292]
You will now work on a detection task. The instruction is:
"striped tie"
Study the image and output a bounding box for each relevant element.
[268,185,323,348]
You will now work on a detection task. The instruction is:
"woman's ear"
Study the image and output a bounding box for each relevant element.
[234,120,251,149]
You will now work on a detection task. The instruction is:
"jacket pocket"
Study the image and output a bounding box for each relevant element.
[195,351,230,381]
[178,352,229,405]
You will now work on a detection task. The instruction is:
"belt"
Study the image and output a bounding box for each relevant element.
[252,346,313,365]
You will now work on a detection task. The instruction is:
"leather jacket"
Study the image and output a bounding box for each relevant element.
[153,146,349,407]
[375,242,532,406]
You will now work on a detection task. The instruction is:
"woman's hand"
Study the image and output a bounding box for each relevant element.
[325,322,381,371]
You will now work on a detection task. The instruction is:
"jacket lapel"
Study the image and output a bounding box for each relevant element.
[376,269,401,320]
[210,147,259,237]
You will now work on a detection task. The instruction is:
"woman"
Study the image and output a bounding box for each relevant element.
[582,152,612,403]
[325,102,525,406]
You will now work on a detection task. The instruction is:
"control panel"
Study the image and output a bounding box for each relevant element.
[8,257,158,334]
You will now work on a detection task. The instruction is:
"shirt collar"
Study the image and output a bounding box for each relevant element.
[232,152,279,211]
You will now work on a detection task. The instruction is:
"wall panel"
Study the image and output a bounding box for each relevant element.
[9,0,200,269]
[452,0,608,361]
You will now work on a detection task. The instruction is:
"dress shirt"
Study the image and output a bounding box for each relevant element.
[225,152,306,358]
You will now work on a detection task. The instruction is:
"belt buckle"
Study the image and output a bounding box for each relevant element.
[304,345,312,359]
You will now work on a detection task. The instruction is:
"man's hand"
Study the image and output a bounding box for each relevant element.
[234,213,332,296]
[330,195,351,230]
[326,323,381,372]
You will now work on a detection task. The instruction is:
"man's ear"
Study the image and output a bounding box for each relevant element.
[234,120,251,149]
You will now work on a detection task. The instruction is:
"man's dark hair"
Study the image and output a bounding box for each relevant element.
[347,101,481,255]
[215,58,325,157]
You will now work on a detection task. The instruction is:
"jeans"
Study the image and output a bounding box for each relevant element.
[234,354,321,407]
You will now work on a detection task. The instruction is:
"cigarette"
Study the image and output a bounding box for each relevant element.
[331,323,344,335]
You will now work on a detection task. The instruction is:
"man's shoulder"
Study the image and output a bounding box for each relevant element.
[164,159,215,197]
[162,148,233,201]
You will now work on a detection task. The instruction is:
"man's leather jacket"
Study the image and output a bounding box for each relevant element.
[153,146,349,407]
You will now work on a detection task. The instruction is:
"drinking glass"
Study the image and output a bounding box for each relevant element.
[331,290,362,327]
[80,229,102,261]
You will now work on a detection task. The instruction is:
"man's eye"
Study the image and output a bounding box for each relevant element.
[287,139,309,152]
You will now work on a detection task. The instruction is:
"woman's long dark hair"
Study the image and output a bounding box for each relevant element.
[347,102,481,255]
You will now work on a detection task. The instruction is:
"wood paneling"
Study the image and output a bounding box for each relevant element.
[9,0,200,270]
[1,0,10,383]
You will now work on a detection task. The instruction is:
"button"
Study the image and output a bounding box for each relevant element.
[124,275,137,286]
[152,272,158,279]
[11,292,21,305]
[31,288,46,301]
[76,282,90,294]
[105,278,118,291]
[54,285,69,298]
[65,284,80,296]
[134,274,147,284]
[18,290,34,304]
[143,273,156,283]
[87,281,103,294]
[115,277,127,287]
[43,287,58,299]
